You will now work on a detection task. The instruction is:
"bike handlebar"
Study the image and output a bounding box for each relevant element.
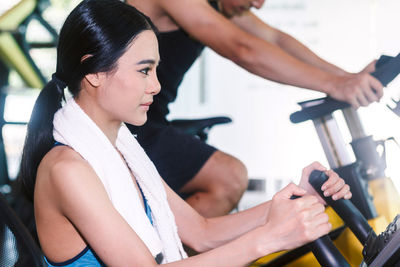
[300,170,378,266]
[290,195,350,267]
[308,170,377,244]
[372,53,400,87]
[290,53,400,123]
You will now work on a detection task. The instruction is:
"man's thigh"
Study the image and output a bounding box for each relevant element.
[179,150,247,195]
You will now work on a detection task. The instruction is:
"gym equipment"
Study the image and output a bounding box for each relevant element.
[0,0,58,188]
[0,0,58,88]
[0,0,59,253]
[170,116,232,141]
[0,191,45,266]
[290,195,350,267]
[253,54,400,266]
[255,170,400,267]
[290,52,400,222]
[0,88,30,192]
[308,170,400,267]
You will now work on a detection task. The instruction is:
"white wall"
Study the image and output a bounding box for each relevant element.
[168,0,400,203]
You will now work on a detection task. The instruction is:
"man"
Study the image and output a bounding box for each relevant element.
[126,0,383,217]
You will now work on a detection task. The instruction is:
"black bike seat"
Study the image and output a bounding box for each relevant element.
[170,116,232,136]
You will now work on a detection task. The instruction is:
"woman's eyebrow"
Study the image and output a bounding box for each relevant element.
[136,59,157,65]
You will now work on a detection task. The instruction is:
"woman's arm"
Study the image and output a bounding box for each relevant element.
[43,150,320,266]
[166,181,330,266]
[167,161,351,253]
[40,148,275,266]
[44,150,158,266]
[163,178,271,252]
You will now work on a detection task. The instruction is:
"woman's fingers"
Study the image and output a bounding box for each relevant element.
[321,170,352,201]
[331,184,351,200]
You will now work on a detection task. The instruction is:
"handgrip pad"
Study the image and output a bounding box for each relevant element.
[372,53,400,87]
[290,53,400,123]
[308,170,376,244]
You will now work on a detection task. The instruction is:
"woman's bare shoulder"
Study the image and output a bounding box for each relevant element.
[36,145,97,195]
[39,145,86,173]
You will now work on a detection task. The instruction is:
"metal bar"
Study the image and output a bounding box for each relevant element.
[313,114,353,169]
[342,107,366,140]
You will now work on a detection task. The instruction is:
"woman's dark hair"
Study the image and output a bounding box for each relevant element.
[19,0,157,200]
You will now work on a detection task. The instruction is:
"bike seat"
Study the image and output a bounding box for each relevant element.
[170,116,232,141]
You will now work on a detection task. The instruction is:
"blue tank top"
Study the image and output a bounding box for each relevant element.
[44,142,158,266]
[45,247,104,267]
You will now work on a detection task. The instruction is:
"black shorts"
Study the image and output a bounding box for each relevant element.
[126,122,217,193]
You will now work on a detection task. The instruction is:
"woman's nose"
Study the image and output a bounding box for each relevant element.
[148,74,161,95]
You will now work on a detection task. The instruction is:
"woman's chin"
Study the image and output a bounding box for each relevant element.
[130,117,147,127]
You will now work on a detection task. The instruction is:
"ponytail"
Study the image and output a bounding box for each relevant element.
[19,74,66,200]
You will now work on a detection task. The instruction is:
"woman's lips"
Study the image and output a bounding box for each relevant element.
[140,102,152,110]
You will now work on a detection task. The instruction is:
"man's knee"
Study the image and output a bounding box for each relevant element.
[215,155,248,202]
[180,151,248,202]
[201,151,248,204]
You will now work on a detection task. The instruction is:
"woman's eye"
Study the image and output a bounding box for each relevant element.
[139,67,151,75]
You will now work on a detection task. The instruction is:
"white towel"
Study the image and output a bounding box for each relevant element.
[53,98,187,263]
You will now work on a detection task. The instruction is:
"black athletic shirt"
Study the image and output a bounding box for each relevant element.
[148,1,219,123]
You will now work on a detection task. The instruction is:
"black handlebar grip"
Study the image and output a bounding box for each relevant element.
[310,236,350,267]
[289,97,350,123]
[289,53,400,124]
[290,195,350,267]
[371,53,400,87]
[308,170,376,244]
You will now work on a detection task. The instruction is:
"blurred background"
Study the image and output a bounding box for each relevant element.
[0,0,400,210]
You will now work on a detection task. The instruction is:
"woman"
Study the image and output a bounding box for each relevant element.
[19,0,351,266]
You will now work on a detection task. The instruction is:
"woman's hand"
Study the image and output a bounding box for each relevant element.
[299,161,352,205]
[263,183,331,251]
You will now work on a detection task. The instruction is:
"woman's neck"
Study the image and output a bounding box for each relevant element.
[74,95,121,146]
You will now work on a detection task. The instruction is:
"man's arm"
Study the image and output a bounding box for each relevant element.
[231,12,348,76]
[157,0,383,107]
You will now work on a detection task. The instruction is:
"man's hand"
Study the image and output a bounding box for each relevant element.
[327,60,384,108]
[361,59,378,74]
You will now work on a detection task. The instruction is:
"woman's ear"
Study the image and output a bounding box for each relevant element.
[81,54,104,87]
[84,73,103,87]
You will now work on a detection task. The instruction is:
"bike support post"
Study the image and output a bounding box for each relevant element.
[300,102,377,219]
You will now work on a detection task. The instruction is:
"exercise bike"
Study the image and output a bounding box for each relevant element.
[289,52,400,222]
[253,169,400,267]
[253,53,400,266]
[305,170,399,267]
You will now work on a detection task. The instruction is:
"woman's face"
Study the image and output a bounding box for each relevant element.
[97,30,160,126]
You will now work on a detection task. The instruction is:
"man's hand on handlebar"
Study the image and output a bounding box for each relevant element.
[361,59,378,74]
[327,60,384,108]
[299,161,352,205]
